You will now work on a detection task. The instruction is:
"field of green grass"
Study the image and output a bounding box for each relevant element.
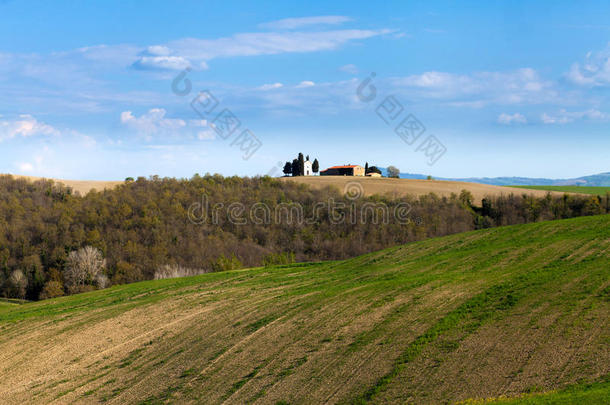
[0,215,608,404]
[0,299,24,314]
[459,379,610,404]
[509,185,610,196]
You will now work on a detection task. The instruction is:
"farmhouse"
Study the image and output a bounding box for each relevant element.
[320,165,365,176]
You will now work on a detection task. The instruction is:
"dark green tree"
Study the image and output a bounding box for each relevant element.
[298,153,305,176]
[365,162,369,174]
[368,166,382,175]
[283,161,292,176]
[291,159,299,176]
[312,159,319,174]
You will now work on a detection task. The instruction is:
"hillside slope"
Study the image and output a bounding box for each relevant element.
[279,176,575,204]
[381,169,610,187]
[6,174,122,195]
[0,216,609,404]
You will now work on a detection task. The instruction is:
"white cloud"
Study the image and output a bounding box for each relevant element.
[541,109,609,124]
[167,29,394,62]
[498,113,527,125]
[339,64,358,74]
[18,162,34,172]
[120,109,222,140]
[259,15,352,30]
[259,82,284,91]
[0,114,60,141]
[145,45,172,56]
[128,28,391,72]
[189,119,208,127]
[120,108,186,135]
[295,80,315,88]
[132,55,192,71]
[197,130,215,140]
[392,68,556,106]
[566,43,610,86]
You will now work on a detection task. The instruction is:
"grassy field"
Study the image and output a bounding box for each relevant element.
[7,174,123,195]
[509,185,610,196]
[6,174,591,201]
[458,379,610,404]
[0,215,608,404]
[280,176,577,204]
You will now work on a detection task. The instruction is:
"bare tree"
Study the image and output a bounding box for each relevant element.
[154,264,209,280]
[387,166,400,178]
[63,246,106,291]
[96,273,109,289]
[8,270,27,299]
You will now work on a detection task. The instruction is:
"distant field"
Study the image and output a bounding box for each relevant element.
[280,176,578,203]
[510,185,610,196]
[6,174,122,195]
[6,174,593,201]
[1,215,608,404]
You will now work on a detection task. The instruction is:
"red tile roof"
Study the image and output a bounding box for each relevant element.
[322,165,362,170]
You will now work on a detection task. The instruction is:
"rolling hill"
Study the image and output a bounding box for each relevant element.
[1,215,608,404]
[6,174,123,195]
[381,169,610,187]
[280,176,575,204]
[5,174,593,202]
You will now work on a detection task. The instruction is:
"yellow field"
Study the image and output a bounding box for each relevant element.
[6,174,123,195]
[280,176,575,203]
[6,174,583,202]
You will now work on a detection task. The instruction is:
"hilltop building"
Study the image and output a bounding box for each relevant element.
[320,165,365,176]
[304,159,313,176]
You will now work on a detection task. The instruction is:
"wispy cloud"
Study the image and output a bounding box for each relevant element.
[120,108,217,140]
[391,68,557,106]
[498,113,527,125]
[0,115,60,141]
[157,28,394,69]
[566,43,610,87]
[295,80,315,88]
[258,15,352,30]
[120,108,186,136]
[258,82,284,91]
[339,64,359,74]
[541,109,609,124]
[132,55,193,71]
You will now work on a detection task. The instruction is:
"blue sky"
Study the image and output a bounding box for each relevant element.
[1,0,609,180]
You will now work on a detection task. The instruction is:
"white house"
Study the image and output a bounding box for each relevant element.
[304,160,313,176]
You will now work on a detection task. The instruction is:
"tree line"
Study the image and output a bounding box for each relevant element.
[0,174,607,300]
[283,153,319,176]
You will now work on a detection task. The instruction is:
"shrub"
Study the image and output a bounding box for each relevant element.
[263,252,296,267]
[213,254,243,272]
[39,280,64,299]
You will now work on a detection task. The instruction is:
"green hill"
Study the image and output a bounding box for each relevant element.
[0,216,608,404]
